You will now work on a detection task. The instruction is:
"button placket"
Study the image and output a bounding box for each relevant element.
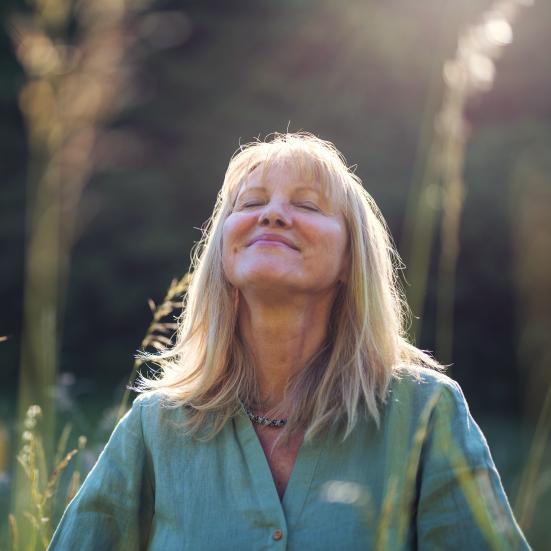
[233,409,289,546]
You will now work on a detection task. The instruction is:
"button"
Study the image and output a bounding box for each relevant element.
[272,529,283,541]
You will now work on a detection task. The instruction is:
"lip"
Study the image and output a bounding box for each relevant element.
[248,233,300,251]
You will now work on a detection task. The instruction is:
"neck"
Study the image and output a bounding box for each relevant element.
[238,289,336,413]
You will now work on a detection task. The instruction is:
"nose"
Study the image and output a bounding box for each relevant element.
[258,200,291,228]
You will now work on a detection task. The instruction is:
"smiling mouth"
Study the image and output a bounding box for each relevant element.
[248,235,299,251]
[252,240,294,250]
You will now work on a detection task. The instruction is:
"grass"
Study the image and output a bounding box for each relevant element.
[5,273,188,551]
[8,406,86,551]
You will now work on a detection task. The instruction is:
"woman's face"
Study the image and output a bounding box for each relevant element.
[222,162,348,298]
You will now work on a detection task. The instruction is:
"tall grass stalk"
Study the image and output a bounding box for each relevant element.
[117,274,190,422]
[443,429,517,550]
[9,0,153,525]
[328,388,521,549]
[9,405,86,551]
[399,0,451,337]
[514,382,551,529]
[402,0,533,363]
[374,390,441,550]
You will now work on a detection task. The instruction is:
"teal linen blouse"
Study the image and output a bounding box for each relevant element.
[48,369,531,550]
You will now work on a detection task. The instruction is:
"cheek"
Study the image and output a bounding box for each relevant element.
[331,219,349,259]
[222,215,243,254]
[311,224,349,278]
[221,220,232,256]
[312,222,348,257]
[221,213,254,270]
[221,219,237,277]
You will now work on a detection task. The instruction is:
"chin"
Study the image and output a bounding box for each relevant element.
[235,265,299,290]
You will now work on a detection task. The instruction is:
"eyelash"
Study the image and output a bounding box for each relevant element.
[297,203,320,212]
[238,201,320,212]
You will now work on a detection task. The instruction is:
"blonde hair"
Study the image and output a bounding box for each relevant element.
[137,132,441,442]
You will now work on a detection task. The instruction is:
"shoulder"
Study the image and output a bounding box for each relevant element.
[131,390,167,412]
[391,364,459,389]
[125,391,193,444]
[120,391,164,426]
[131,390,187,414]
[385,366,492,469]
[387,366,465,412]
[384,367,480,446]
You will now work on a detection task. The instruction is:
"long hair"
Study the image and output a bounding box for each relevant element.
[136,132,441,442]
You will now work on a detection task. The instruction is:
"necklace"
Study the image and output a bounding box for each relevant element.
[244,406,288,428]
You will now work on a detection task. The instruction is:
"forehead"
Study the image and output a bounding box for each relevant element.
[238,162,321,194]
[234,155,344,207]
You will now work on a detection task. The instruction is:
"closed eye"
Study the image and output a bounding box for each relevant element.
[241,201,265,209]
[296,202,320,212]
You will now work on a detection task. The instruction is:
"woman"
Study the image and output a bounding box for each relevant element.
[49,133,530,550]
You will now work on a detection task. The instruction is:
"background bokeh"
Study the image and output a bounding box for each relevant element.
[1,0,550,548]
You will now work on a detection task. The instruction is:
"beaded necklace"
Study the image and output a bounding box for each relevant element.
[244,406,288,428]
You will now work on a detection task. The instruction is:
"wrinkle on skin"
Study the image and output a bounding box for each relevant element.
[237,288,337,413]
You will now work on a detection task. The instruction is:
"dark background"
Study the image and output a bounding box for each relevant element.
[1,0,550,546]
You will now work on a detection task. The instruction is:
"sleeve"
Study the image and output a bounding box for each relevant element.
[48,397,154,551]
[416,381,532,551]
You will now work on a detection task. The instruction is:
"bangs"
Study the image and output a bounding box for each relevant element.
[222,133,351,214]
